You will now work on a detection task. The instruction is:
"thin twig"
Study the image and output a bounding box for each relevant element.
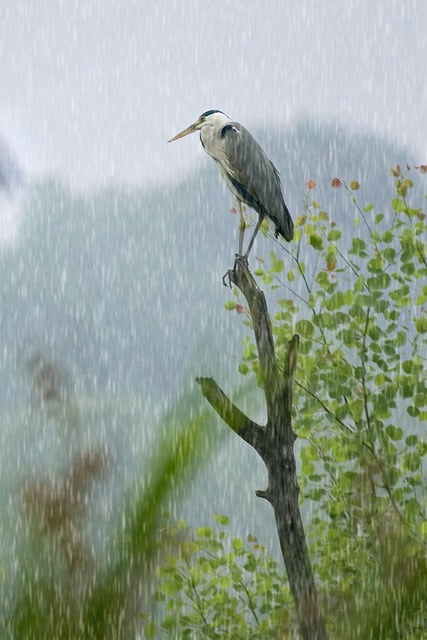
[295,380,356,435]
[238,580,260,626]
[360,307,372,433]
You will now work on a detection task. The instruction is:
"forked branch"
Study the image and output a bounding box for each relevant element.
[197,256,327,640]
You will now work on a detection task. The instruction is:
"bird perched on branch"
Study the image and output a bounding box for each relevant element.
[169,110,293,258]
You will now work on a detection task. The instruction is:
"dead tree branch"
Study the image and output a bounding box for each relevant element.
[197,256,327,640]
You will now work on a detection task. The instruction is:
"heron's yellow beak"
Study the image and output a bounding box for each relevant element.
[168,119,200,142]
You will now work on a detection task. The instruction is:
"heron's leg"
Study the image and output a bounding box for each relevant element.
[243,215,264,258]
[238,201,246,256]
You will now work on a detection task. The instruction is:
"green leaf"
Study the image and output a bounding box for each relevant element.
[405,435,418,447]
[327,229,342,241]
[295,319,315,337]
[402,359,423,374]
[382,247,396,262]
[316,271,335,291]
[415,317,427,334]
[391,196,408,212]
[309,233,324,250]
[349,237,367,256]
[325,290,353,311]
[367,272,391,290]
[407,405,419,417]
[385,425,403,441]
[367,257,384,272]
[367,324,383,341]
[270,251,284,273]
[381,231,394,243]
[238,362,249,375]
[231,537,244,551]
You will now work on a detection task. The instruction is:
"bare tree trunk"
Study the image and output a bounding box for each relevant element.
[197,257,327,640]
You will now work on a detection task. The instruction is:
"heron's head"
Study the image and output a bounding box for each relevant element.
[168,110,229,142]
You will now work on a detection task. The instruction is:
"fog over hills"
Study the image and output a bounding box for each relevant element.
[0,121,424,592]
[0,119,416,407]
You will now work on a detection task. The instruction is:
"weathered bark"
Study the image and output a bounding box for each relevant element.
[197,256,327,640]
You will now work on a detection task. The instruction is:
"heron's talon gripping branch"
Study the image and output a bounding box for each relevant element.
[222,254,248,287]
[222,268,234,288]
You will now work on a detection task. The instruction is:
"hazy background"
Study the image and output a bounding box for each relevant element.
[0,0,426,194]
[0,1,426,615]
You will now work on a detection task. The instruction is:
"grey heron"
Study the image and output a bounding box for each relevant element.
[169,110,293,258]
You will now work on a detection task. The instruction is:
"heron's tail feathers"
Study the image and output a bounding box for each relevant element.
[273,203,294,242]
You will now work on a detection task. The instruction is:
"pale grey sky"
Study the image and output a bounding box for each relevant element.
[1,0,426,190]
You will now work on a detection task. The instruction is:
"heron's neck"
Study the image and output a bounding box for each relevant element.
[199,113,231,156]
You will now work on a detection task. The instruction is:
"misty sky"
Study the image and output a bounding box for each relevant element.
[1,0,426,190]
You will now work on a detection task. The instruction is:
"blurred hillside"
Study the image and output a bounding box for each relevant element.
[0,119,418,409]
[0,119,422,573]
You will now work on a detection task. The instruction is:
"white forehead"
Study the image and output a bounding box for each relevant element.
[202,111,231,127]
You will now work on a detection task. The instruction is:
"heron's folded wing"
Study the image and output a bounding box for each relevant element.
[220,123,293,241]
[221,123,283,215]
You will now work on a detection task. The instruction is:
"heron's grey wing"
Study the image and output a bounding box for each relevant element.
[221,122,293,241]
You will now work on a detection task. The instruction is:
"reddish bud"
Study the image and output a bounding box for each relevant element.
[235,304,248,314]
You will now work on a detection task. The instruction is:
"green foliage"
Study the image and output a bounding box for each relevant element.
[3,389,220,640]
[226,167,427,637]
[144,516,293,639]
[148,518,427,640]
[82,409,213,640]
[10,167,425,638]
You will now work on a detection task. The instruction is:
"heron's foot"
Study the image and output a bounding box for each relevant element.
[222,268,234,288]
[222,254,248,287]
